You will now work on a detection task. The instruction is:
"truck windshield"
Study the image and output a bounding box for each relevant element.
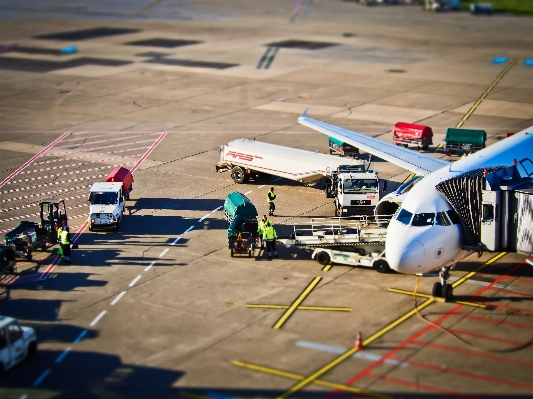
[343,179,377,193]
[90,192,118,205]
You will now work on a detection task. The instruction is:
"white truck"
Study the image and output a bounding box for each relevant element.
[216,139,383,215]
[0,316,37,373]
[88,182,125,232]
[284,217,391,273]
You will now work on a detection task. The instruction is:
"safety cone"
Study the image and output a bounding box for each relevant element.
[354,331,363,350]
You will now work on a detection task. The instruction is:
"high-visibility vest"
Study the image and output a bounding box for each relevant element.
[60,230,71,245]
[57,227,63,239]
[267,191,276,203]
[257,219,271,234]
[263,226,277,240]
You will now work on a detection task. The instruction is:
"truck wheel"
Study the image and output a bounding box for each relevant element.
[374,260,390,273]
[26,342,37,359]
[114,222,120,232]
[231,166,247,184]
[230,248,234,257]
[316,251,331,266]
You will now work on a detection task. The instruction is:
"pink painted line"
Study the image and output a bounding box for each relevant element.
[55,133,154,149]
[48,138,157,155]
[131,132,167,173]
[0,131,70,188]
[33,147,149,165]
[0,205,87,224]
[0,185,90,207]
[0,174,107,195]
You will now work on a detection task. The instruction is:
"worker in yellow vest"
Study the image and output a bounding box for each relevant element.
[257,215,271,248]
[267,187,276,216]
[262,221,278,258]
[60,226,72,264]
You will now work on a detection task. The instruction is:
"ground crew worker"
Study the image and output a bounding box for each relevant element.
[60,225,72,264]
[262,221,278,258]
[257,215,271,248]
[56,224,63,256]
[267,187,276,216]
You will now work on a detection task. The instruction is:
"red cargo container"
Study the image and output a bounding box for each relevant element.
[393,122,433,151]
[105,167,134,199]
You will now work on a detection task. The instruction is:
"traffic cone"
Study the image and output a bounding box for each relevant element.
[354,331,363,350]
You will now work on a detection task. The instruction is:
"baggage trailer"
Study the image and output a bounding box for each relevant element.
[224,192,259,257]
[283,216,391,272]
[4,221,48,262]
[392,122,433,151]
[105,167,134,200]
[444,127,486,155]
[328,136,359,157]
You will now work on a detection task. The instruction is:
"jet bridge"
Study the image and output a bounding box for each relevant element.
[436,164,533,255]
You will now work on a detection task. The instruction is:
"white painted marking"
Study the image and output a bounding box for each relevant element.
[73,329,88,343]
[159,248,169,257]
[129,275,142,287]
[244,191,252,195]
[145,261,156,271]
[170,238,181,246]
[55,347,71,364]
[184,225,194,233]
[90,311,107,327]
[111,291,127,305]
[213,206,223,212]
[198,214,210,222]
[33,369,51,387]
[296,340,408,367]
[258,185,266,188]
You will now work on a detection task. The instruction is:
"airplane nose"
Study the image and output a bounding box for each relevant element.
[388,239,426,273]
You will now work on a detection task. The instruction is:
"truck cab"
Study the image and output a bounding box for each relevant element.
[88,182,125,232]
[0,316,37,373]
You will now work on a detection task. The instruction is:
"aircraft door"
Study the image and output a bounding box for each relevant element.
[480,190,501,251]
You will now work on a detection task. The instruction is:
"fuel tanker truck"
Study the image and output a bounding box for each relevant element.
[216,139,386,215]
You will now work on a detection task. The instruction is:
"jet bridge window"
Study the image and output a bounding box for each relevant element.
[396,208,413,225]
[435,211,451,226]
[482,204,494,222]
[412,213,435,227]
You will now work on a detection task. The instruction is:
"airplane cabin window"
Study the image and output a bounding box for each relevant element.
[396,209,413,225]
[446,209,462,224]
[412,213,435,226]
[435,211,451,226]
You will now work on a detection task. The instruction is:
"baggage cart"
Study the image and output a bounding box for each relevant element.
[328,136,359,157]
[444,128,486,155]
[4,221,48,262]
[392,122,433,151]
[224,192,259,256]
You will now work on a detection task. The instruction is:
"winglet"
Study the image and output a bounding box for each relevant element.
[300,108,308,118]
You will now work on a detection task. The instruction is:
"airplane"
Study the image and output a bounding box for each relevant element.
[298,109,533,298]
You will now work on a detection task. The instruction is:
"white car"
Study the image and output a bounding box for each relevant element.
[0,316,37,373]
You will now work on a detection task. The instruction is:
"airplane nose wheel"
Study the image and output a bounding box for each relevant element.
[433,265,454,299]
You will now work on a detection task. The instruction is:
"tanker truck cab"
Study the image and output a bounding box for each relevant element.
[88,182,125,232]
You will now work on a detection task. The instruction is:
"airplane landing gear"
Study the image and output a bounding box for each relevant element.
[432,265,454,299]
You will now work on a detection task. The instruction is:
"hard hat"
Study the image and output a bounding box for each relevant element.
[64,226,69,231]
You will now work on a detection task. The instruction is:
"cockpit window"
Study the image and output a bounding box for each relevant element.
[412,213,435,226]
[396,209,413,225]
[446,209,462,224]
[435,211,451,226]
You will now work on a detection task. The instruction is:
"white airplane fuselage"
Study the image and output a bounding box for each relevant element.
[387,129,533,275]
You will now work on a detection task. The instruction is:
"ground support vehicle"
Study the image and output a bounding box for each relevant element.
[0,245,17,274]
[392,122,433,151]
[105,167,134,200]
[216,139,367,186]
[444,128,486,155]
[283,217,391,272]
[3,221,48,262]
[324,164,383,216]
[40,199,68,245]
[423,0,459,11]
[224,192,259,257]
[328,136,359,157]
[0,316,37,373]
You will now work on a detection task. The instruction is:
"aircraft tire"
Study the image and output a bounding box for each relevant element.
[432,282,443,297]
[316,251,330,266]
[374,259,390,273]
[442,283,453,299]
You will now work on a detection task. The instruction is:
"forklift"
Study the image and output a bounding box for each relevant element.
[39,199,68,244]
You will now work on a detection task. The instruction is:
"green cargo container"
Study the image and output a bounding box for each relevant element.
[444,128,486,154]
[224,192,258,220]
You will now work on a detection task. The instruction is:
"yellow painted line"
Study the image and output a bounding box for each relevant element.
[260,47,276,69]
[434,142,445,152]
[451,252,507,288]
[233,361,394,399]
[322,263,332,271]
[247,304,352,312]
[387,288,487,309]
[273,276,322,329]
[455,59,517,128]
[276,297,435,398]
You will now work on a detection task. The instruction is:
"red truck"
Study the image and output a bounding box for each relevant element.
[105,167,134,200]
[392,122,433,151]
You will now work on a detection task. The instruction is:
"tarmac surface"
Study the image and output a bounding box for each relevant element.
[1,1,533,398]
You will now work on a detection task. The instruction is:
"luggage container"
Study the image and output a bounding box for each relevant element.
[105,167,134,200]
[328,136,359,157]
[224,192,259,256]
[392,122,433,151]
[444,128,486,155]
[4,221,48,262]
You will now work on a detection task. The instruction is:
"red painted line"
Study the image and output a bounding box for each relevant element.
[389,354,533,390]
[474,302,533,315]
[49,138,157,155]
[131,132,167,173]
[447,313,533,331]
[412,340,533,369]
[445,328,533,348]
[502,276,533,284]
[0,174,107,196]
[0,131,70,188]
[488,286,533,298]
[366,373,485,399]
[32,146,149,165]
[56,133,155,149]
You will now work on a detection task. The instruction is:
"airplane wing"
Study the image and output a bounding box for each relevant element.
[298,110,451,176]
